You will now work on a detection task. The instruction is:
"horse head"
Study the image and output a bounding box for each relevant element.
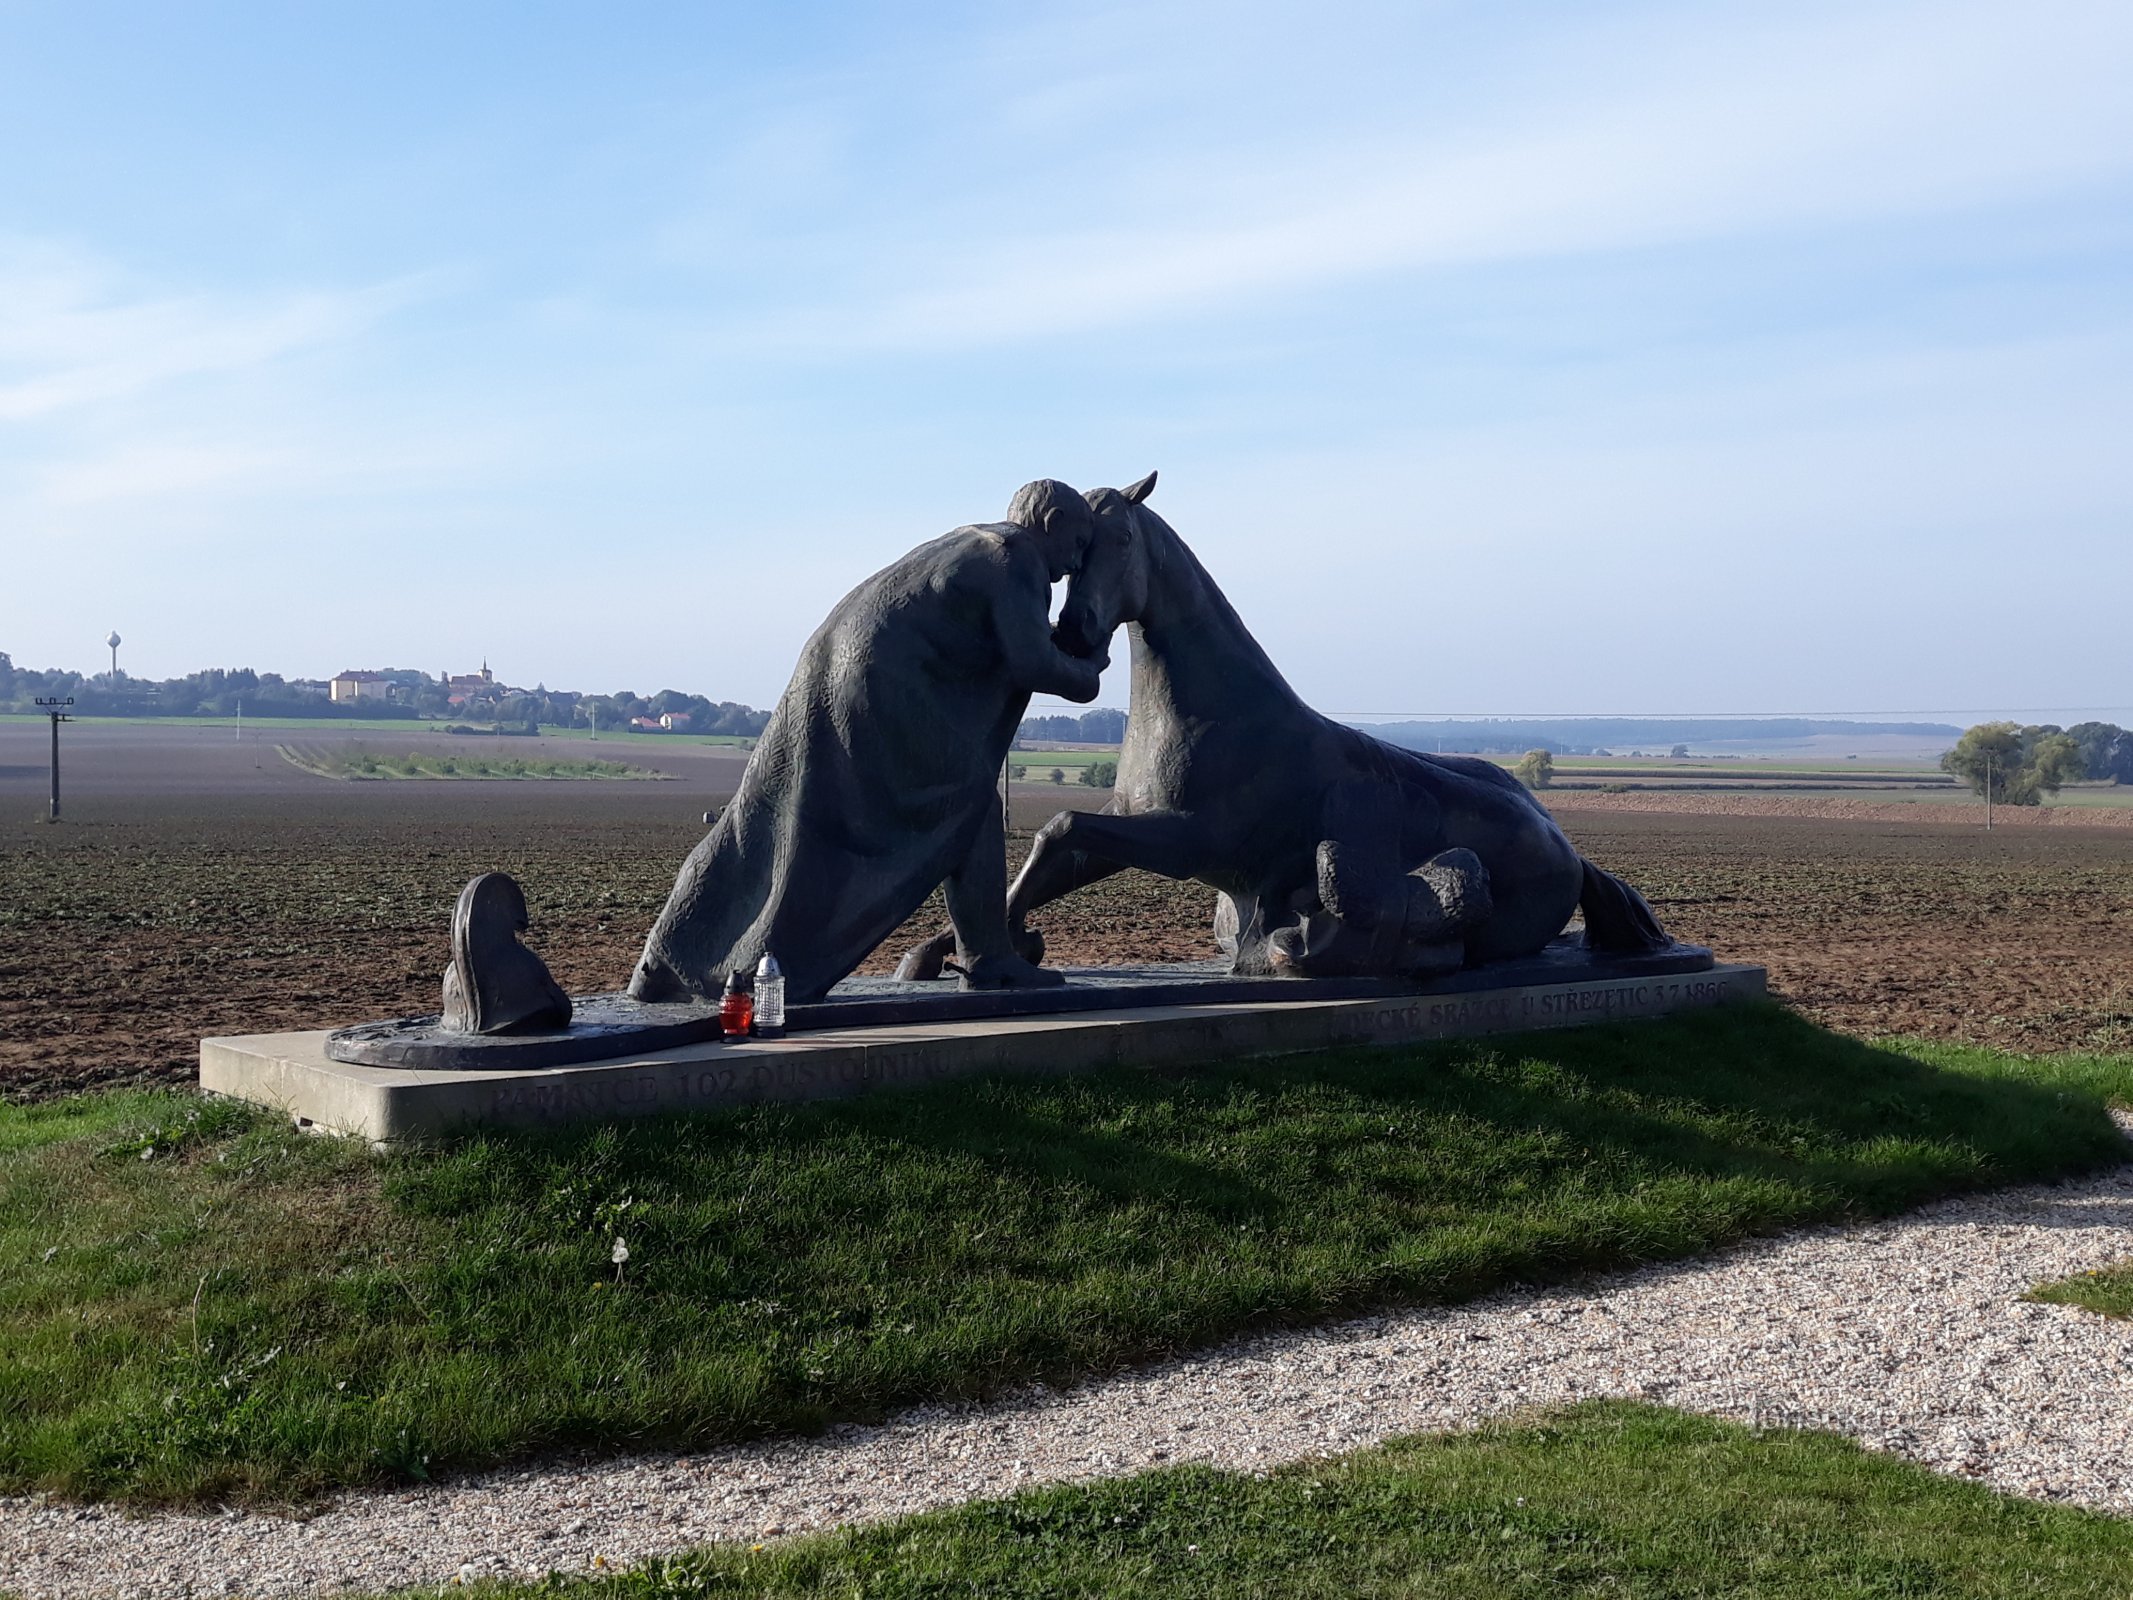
[1054,470,1157,660]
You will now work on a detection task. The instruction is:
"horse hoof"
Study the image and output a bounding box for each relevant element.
[893,932,955,982]
[957,954,1066,990]
[1265,924,1309,977]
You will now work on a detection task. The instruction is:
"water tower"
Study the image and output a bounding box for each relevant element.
[107,631,121,678]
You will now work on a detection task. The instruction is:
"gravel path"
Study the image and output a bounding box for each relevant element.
[9,1118,2133,1599]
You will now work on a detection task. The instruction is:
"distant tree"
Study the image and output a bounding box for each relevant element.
[1049,767,1067,784]
[1018,708,1125,743]
[1082,759,1118,788]
[2026,731,2086,797]
[702,700,772,737]
[1513,749,1554,790]
[1007,763,1027,780]
[1941,722,2085,806]
[2066,721,2133,784]
[1669,744,1689,759]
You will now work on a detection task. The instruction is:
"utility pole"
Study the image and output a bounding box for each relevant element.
[34,697,73,821]
[1984,752,1994,832]
[235,696,243,741]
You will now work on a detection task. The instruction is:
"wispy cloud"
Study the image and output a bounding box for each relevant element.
[0,242,436,421]
[716,0,2133,350]
[31,440,301,506]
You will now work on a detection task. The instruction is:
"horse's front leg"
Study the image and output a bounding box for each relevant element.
[1005,809,1206,953]
[895,808,1207,980]
[891,806,1146,980]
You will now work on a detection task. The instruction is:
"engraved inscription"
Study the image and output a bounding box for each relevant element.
[1422,976,1735,1033]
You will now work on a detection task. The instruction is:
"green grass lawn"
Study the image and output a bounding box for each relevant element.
[1007,746,1116,768]
[2031,1262,2133,1318]
[4,1006,2130,1507]
[1008,747,1118,788]
[277,744,672,780]
[421,1403,2133,1599]
[540,725,756,748]
[2039,787,2133,810]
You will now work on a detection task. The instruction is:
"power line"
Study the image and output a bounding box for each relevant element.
[1319,707,2132,721]
[1032,700,2133,721]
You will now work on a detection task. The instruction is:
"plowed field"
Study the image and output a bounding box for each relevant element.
[5,774,2132,1101]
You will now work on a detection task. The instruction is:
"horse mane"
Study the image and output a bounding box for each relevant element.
[1125,499,1301,703]
[1126,501,1527,806]
[1115,492,1530,809]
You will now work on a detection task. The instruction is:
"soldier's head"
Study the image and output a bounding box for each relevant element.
[1007,478,1095,581]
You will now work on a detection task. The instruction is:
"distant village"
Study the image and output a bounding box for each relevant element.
[0,650,772,737]
[326,663,715,733]
[1,648,1130,746]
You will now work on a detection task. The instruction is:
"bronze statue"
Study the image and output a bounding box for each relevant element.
[440,872,572,1034]
[628,480,1107,1007]
[329,473,1703,1076]
[899,473,1674,982]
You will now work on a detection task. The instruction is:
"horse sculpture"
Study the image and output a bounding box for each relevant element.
[898,472,1672,982]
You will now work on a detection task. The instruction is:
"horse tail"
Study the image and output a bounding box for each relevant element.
[1578,858,1673,954]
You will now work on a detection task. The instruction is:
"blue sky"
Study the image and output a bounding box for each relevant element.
[2,0,2128,718]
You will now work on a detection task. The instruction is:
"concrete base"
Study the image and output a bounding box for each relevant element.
[202,962,1766,1145]
[324,939,1721,1071]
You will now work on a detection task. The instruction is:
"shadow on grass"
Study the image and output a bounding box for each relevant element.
[6,1002,2131,1504]
[420,999,2129,1242]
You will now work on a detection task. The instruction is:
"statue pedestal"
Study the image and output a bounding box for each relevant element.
[320,938,1724,1071]
[201,952,1766,1146]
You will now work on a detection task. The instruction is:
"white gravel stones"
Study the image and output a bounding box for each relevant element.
[7,1116,2131,1599]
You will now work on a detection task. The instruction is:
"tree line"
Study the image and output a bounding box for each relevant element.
[4,649,1143,746]
[0,653,772,736]
[1373,716,1959,756]
[1494,723,2133,804]
[0,656,375,719]
[1941,720,2133,805]
[1016,708,1127,743]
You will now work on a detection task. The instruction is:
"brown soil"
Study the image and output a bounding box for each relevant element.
[5,763,2132,1103]
[1547,804,2133,1055]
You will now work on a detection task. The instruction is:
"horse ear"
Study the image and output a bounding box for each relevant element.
[1122,471,1157,504]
